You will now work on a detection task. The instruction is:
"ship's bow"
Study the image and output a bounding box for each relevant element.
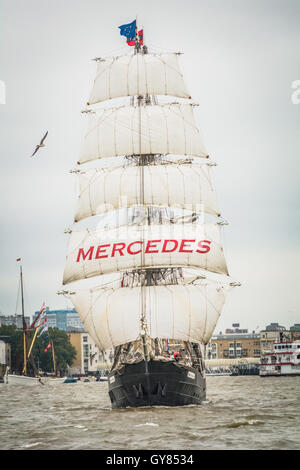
[108,359,206,408]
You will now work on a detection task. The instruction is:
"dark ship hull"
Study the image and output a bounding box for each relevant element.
[108,359,206,408]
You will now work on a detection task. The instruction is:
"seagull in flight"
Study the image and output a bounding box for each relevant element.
[31,131,48,157]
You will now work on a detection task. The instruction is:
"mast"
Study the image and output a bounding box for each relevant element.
[52,340,56,375]
[20,263,27,375]
[134,25,150,379]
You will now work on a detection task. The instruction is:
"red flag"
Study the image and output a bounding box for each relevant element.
[127,29,143,47]
[138,29,143,45]
[44,343,51,353]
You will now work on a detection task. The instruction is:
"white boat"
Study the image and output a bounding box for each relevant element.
[5,368,48,385]
[6,374,48,385]
[259,340,300,377]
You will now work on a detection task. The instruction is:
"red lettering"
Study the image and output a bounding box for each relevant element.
[127,241,143,255]
[145,240,161,254]
[196,240,211,254]
[162,240,178,253]
[95,244,110,259]
[112,242,126,257]
[179,239,195,253]
[76,246,94,262]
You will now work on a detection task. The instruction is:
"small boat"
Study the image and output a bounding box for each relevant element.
[63,377,78,383]
[5,369,48,386]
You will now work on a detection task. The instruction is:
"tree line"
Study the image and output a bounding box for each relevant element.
[0,324,76,376]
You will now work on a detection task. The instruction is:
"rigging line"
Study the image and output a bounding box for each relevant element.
[126,106,205,154]
[194,283,224,319]
[143,52,148,96]
[176,158,187,207]
[91,58,117,95]
[108,57,115,101]
[79,290,103,348]
[199,164,216,193]
[93,45,131,59]
[203,283,209,341]
[147,43,178,54]
[164,284,176,339]
[87,170,95,217]
[22,279,33,321]
[208,161,223,219]
[90,278,120,292]
[84,110,152,150]
[85,105,204,155]
[184,283,192,340]
[153,54,186,81]
[167,103,204,133]
[91,107,158,141]
[84,107,117,138]
[14,275,21,316]
[94,287,111,350]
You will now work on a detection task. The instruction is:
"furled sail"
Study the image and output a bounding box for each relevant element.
[63,223,228,285]
[69,284,228,350]
[74,163,220,222]
[88,53,190,104]
[78,103,208,164]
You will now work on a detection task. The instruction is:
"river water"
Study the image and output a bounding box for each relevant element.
[0,376,299,450]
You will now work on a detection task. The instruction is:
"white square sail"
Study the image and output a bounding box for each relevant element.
[88,53,190,104]
[78,103,208,163]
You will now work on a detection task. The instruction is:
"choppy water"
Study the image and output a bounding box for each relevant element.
[0,376,299,450]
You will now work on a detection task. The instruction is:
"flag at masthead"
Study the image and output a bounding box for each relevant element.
[118,19,143,48]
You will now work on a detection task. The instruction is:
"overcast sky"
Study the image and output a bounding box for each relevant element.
[0,0,299,333]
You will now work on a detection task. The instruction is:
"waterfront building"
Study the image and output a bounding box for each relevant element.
[260,323,291,352]
[207,324,260,360]
[207,322,299,361]
[0,314,31,329]
[67,331,113,375]
[33,307,85,332]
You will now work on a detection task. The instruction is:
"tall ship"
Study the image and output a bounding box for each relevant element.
[59,20,239,407]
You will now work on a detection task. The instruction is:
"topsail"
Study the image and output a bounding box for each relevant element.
[74,163,220,222]
[79,103,208,164]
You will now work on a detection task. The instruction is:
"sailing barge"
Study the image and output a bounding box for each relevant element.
[6,262,49,385]
[60,21,238,407]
